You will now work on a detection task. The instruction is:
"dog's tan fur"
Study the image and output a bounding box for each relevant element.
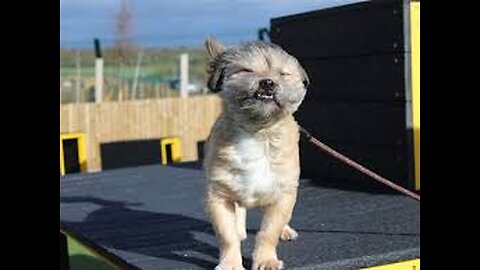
[203,38,308,270]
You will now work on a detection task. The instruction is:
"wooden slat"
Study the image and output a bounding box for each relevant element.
[60,96,223,172]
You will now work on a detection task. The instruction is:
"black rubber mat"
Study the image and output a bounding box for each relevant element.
[60,164,419,269]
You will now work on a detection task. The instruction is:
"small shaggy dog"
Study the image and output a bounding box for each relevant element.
[203,38,309,270]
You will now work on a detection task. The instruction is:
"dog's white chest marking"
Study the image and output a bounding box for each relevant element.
[233,132,278,205]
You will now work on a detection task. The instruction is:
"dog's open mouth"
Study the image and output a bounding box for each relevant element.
[254,90,274,101]
[252,90,283,108]
[240,90,282,109]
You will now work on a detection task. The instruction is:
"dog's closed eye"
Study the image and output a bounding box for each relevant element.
[237,68,254,74]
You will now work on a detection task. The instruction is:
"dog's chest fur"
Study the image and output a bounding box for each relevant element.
[205,115,300,208]
[233,131,276,205]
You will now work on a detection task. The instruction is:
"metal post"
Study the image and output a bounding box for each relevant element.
[75,50,82,103]
[180,53,189,98]
[94,38,103,103]
[131,50,143,100]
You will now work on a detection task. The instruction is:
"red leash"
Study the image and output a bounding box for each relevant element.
[299,126,420,202]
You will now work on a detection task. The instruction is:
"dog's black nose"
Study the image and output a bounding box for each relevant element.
[259,79,276,91]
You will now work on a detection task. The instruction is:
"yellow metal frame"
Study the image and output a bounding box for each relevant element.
[60,133,88,176]
[359,259,419,270]
[160,137,182,165]
[410,1,420,190]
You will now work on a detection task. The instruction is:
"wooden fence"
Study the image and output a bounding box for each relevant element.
[60,95,223,172]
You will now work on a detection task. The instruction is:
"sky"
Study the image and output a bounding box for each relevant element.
[60,0,367,48]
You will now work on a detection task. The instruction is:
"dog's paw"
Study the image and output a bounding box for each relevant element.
[252,258,284,270]
[280,225,298,241]
[215,263,246,270]
[215,258,245,270]
[215,264,245,270]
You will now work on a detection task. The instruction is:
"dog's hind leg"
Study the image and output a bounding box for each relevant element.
[235,203,247,241]
[280,224,298,241]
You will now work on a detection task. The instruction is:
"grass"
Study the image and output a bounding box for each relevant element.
[60,65,161,78]
[60,47,211,103]
[60,47,211,81]
[67,235,116,270]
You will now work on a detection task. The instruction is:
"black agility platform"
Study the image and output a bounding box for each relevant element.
[60,164,419,270]
[270,0,421,191]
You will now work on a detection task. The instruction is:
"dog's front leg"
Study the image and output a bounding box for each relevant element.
[252,191,297,270]
[235,203,247,241]
[208,193,245,270]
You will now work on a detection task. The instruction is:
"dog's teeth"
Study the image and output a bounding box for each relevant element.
[254,92,274,100]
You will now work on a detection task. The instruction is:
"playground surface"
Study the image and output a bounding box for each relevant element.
[60,163,420,270]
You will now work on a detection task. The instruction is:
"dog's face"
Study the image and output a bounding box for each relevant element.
[205,38,309,125]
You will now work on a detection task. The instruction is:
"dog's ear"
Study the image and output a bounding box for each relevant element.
[205,37,226,58]
[300,66,310,88]
[205,37,227,92]
[207,58,226,93]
